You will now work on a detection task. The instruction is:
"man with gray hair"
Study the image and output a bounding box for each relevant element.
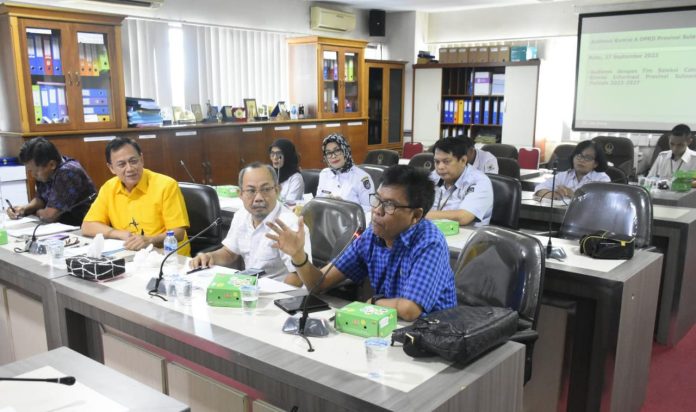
[189,162,312,285]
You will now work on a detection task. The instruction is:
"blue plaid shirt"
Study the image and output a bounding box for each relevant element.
[334,219,456,315]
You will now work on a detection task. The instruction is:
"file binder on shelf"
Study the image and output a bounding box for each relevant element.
[491,74,505,96]
[473,71,491,95]
[473,99,481,124]
[42,35,53,75]
[34,32,45,75]
[32,85,42,124]
[464,99,471,124]
[27,34,38,75]
[483,100,490,125]
[51,33,62,75]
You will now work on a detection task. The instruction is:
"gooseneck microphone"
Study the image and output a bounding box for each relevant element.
[0,376,76,385]
[148,217,222,301]
[21,193,97,254]
[284,227,364,352]
[545,161,566,260]
[179,160,196,183]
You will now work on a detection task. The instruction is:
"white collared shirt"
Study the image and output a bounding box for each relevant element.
[222,202,312,281]
[648,148,696,179]
[472,148,499,174]
[316,166,374,211]
[430,166,493,226]
[279,172,304,202]
[535,169,610,192]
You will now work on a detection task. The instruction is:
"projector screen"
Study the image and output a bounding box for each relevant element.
[573,7,696,132]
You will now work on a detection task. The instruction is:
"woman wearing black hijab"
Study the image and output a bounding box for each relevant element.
[269,139,304,202]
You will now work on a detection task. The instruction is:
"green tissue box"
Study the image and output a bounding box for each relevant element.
[433,219,460,236]
[215,185,240,198]
[206,273,257,307]
[335,301,397,338]
[0,228,7,245]
[672,170,696,192]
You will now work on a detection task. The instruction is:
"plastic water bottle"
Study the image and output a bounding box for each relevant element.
[162,230,179,294]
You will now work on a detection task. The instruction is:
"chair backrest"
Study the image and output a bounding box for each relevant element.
[300,169,321,197]
[364,149,400,166]
[605,166,628,184]
[482,143,519,160]
[357,164,389,189]
[547,144,576,171]
[408,152,435,171]
[518,147,540,170]
[301,198,366,267]
[496,157,521,180]
[178,182,224,256]
[592,136,635,178]
[402,142,424,159]
[650,132,696,167]
[487,174,521,229]
[560,182,652,247]
[455,226,544,330]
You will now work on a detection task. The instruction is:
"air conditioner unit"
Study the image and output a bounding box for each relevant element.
[86,0,164,8]
[310,6,356,32]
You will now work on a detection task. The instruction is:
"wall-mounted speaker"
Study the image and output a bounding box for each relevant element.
[369,9,386,37]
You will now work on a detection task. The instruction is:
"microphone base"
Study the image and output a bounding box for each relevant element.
[547,246,567,260]
[146,277,167,295]
[282,314,331,337]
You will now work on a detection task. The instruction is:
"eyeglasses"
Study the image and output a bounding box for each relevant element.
[241,186,276,197]
[369,194,412,215]
[574,153,595,162]
[111,156,141,170]
[324,148,344,158]
[269,151,284,159]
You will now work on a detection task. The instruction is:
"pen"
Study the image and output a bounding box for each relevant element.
[186,266,207,275]
[5,199,16,214]
[141,229,144,236]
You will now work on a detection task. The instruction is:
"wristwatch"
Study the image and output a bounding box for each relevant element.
[371,294,385,305]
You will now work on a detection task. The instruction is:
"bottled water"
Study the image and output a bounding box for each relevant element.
[163,230,179,276]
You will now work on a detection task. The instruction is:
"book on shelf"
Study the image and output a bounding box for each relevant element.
[473,71,491,95]
[491,74,505,96]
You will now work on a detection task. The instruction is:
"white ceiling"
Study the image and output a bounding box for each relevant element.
[314,0,678,12]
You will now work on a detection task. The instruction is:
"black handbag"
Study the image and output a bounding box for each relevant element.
[579,230,635,259]
[391,305,518,364]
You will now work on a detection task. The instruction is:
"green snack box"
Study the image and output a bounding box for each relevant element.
[206,273,257,307]
[335,301,397,338]
[0,228,7,245]
[433,219,460,236]
[215,185,240,198]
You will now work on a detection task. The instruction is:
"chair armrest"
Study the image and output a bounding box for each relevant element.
[510,329,538,344]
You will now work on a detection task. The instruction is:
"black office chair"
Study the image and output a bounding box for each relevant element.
[649,132,696,167]
[482,143,518,160]
[454,226,545,383]
[605,166,628,184]
[559,182,652,248]
[408,152,435,171]
[592,136,635,180]
[357,164,388,189]
[178,182,224,256]
[363,149,400,166]
[301,198,366,268]
[496,157,521,180]
[540,144,576,171]
[487,174,521,229]
[300,169,321,197]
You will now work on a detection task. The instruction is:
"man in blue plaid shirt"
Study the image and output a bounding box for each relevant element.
[267,165,456,321]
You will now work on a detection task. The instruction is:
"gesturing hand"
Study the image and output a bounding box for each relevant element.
[266,217,305,258]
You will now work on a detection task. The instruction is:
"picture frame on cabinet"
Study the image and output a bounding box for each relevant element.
[244,98,258,120]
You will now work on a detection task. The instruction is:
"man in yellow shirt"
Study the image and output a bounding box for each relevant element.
[82,137,190,255]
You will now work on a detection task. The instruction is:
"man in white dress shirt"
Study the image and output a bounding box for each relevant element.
[458,136,498,174]
[426,138,493,226]
[648,124,696,186]
[189,162,312,285]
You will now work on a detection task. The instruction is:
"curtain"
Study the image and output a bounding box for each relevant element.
[181,24,288,109]
[121,18,173,106]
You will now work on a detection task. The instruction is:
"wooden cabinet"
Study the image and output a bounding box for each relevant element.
[288,36,367,119]
[412,61,539,148]
[366,60,405,150]
[0,3,126,134]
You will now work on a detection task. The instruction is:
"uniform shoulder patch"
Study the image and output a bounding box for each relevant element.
[361,176,371,190]
[466,184,476,194]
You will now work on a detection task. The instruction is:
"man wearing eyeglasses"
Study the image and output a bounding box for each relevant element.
[189,162,312,285]
[82,137,191,255]
[267,165,456,321]
[426,138,493,226]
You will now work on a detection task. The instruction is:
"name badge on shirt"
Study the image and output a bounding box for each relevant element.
[321,190,332,195]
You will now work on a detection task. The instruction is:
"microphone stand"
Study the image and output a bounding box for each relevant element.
[180,160,197,183]
[285,228,364,352]
[0,376,76,385]
[148,217,221,301]
[546,163,566,260]
[21,193,96,254]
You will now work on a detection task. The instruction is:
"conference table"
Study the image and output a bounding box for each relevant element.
[518,192,696,347]
[0,224,525,412]
[447,228,662,412]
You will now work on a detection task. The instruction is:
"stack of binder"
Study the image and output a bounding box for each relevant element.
[32,82,68,124]
[77,33,110,77]
[26,29,62,76]
[83,89,110,123]
[126,97,163,127]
